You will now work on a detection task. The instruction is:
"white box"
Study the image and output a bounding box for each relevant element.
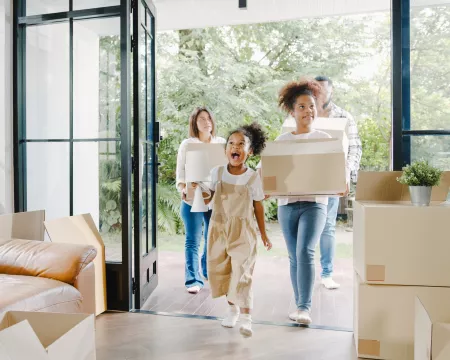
[185,143,227,183]
[354,171,450,286]
[415,296,450,360]
[260,138,346,196]
[0,311,96,360]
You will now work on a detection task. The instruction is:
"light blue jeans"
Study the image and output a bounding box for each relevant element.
[278,201,327,312]
[320,197,340,278]
[180,201,212,288]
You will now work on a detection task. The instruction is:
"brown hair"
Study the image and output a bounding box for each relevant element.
[278,78,322,113]
[188,106,216,138]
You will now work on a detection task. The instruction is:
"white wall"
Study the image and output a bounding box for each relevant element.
[0,0,13,215]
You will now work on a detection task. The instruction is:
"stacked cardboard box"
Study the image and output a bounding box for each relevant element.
[353,171,450,360]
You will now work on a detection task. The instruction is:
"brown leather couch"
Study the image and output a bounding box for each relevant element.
[0,238,97,314]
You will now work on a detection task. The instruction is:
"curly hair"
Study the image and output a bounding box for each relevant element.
[188,106,216,138]
[227,122,268,156]
[278,78,322,113]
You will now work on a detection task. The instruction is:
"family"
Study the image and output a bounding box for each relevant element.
[175,76,362,337]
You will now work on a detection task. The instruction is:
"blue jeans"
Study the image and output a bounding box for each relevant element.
[320,197,340,278]
[278,201,327,312]
[180,201,212,288]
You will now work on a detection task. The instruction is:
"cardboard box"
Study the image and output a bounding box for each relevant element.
[0,311,95,360]
[0,210,45,241]
[354,171,450,286]
[281,116,349,154]
[415,297,450,360]
[260,138,346,196]
[44,214,107,316]
[185,143,227,183]
[354,272,450,360]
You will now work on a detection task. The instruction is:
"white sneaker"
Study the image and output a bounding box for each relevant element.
[296,310,312,325]
[321,277,340,290]
[187,285,201,294]
[221,305,240,328]
[239,314,253,338]
[289,310,300,322]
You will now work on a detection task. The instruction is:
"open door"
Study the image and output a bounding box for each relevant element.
[132,0,159,309]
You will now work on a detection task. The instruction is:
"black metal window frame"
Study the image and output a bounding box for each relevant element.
[13,0,134,311]
[392,0,450,170]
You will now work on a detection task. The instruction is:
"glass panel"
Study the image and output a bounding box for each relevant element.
[27,0,68,16]
[410,1,450,130]
[73,0,120,10]
[74,141,122,262]
[146,11,153,31]
[140,2,146,25]
[146,143,155,250]
[411,135,450,170]
[139,27,147,140]
[147,32,153,142]
[26,24,69,139]
[141,143,148,255]
[74,18,121,139]
[26,143,70,221]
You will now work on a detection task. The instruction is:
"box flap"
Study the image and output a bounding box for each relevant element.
[262,138,344,156]
[0,210,45,241]
[44,214,106,315]
[0,319,49,360]
[435,341,450,360]
[356,171,450,202]
[415,297,433,360]
[282,116,349,135]
[434,324,450,360]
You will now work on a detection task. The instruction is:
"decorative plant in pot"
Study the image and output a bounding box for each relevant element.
[397,160,443,206]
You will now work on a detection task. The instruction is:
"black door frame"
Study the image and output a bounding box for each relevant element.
[12,0,158,311]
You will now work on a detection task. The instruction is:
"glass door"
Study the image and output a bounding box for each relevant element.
[132,0,159,308]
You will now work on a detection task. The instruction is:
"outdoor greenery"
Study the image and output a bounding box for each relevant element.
[397,160,443,187]
[98,7,450,236]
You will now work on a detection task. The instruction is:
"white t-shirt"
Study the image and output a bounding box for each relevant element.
[209,165,265,202]
[258,130,332,206]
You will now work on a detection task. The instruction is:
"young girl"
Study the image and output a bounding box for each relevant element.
[205,122,272,338]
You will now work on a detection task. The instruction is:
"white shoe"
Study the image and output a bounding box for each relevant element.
[187,285,201,294]
[239,314,253,338]
[321,277,340,290]
[221,305,240,328]
[296,310,312,325]
[289,310,300,322]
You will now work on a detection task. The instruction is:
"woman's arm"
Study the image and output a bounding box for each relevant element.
[253,201,272,250]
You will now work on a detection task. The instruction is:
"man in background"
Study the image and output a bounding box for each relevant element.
[315,75,362,290]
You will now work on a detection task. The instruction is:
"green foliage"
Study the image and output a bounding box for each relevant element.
[397,160,443,187]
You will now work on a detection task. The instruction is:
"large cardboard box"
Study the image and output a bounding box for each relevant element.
[354,171,450,286]
[415,297,450,360]
[260,138,346,196]
[0,210,45,241]
[185,143,227,183]
[0,311,95,360]
[281,116,349,154]
[44,214,107,315]
[354,272,450,360]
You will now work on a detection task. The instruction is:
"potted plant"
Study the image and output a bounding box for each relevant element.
[397,160,443,206]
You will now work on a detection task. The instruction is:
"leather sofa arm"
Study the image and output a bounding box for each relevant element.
[0,239,97,285]
[74,262,96,314]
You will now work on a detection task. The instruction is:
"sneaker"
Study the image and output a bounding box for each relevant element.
[239,314,253,338]
[321,277,340,290]
[221,305,240,328]
[289,310,300,322]
[187,285,201,294]
[296,310,312,325]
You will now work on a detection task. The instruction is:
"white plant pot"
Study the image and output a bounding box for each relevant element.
[409,186,432,206]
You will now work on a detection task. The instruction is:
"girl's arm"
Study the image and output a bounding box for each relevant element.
[204,190,215,205]
[253,201,272,250]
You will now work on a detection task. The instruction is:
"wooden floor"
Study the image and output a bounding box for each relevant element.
[96,312,358,360]
[143,251,353,329]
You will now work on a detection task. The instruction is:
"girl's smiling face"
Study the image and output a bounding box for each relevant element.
[226,132,252,167]
[290,94,317,128]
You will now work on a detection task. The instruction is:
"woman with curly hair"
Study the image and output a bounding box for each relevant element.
[275,79,335,325]
[205,122,272,338]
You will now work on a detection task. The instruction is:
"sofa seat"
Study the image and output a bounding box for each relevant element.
[0,274,82,313]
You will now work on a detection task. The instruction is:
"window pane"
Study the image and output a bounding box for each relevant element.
[73,0,120,10]
[411,135,450,170]
[74,18,121,139]
[27,24,69,139]
[74,141,123,262]
[410,2,450,130]
[26,143,70,221]
[27,1,68,16]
